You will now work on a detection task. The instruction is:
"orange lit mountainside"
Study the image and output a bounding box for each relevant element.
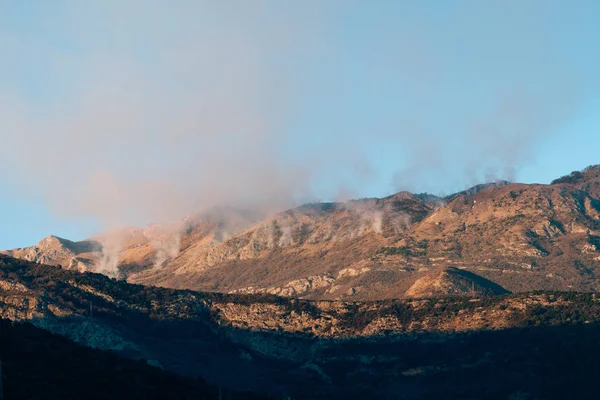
[4,165,600,300]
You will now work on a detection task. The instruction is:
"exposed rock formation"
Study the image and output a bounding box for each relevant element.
[404,267,509,298]
[0,235,98,272]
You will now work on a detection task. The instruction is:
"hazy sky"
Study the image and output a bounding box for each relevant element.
[1,0,599,248]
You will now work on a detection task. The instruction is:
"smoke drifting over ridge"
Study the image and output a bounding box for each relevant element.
[0,1,598,237]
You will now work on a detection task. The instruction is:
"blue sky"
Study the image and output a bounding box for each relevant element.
[1,0,599,249]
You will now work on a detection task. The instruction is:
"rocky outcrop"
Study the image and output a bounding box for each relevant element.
[405,267,510,298]
[0,235,98,272]
[230,275,336,297]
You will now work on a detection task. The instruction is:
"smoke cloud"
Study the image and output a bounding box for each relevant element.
[96,228,129,277]
[147,224,184,270]
[0,1,597,238]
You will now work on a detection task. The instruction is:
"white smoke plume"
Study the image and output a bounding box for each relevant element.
[152,233,182,270]
[354,208,384,237]
[141,222,186,270]
[203,207,268,243]
[389,213,412,235]
[277,224,295,247]
[338,200,385,238]
[0,2,328,234]
[96,229,129,277]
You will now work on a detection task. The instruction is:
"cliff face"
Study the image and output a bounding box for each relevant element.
[0,318,247,400]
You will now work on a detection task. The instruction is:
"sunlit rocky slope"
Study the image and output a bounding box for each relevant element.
[4,165,600,300]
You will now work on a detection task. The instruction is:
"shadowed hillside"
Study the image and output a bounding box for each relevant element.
[4,255,600,398]
[0,318,266,400]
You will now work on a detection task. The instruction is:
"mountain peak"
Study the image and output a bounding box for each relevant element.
[582,164,600,181]
[383,191,420,201]
[36,235,73,250]
[551,165,600,185]
[457,180,511,197]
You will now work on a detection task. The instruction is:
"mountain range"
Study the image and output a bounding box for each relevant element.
[4,165,600,300]
[2,164,600,398]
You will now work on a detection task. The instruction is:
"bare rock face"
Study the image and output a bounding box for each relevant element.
[0,236,98,272]
[231,275,336,297]
[405,267,510,298]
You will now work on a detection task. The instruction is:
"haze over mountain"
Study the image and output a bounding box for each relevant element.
[4,164,600,301]
[2,1,600,250]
